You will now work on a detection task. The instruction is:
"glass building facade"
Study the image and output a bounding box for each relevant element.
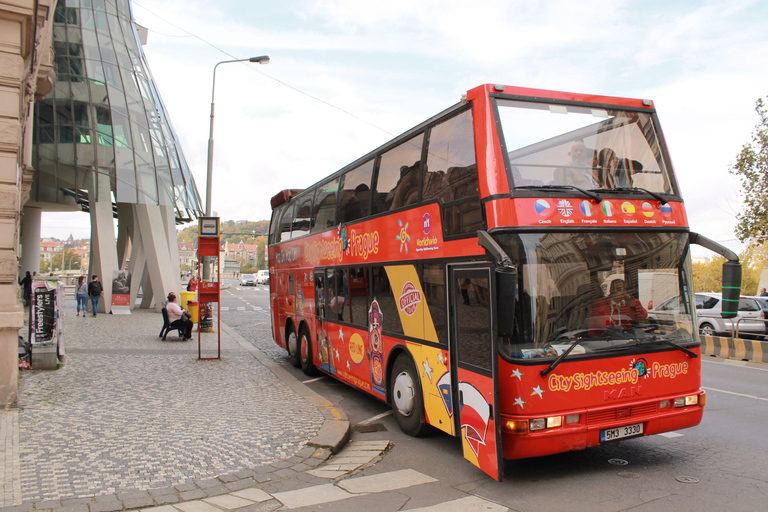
[32,0,201,221]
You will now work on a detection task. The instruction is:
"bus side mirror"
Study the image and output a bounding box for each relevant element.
[496,267,517,337]
[721,261,742,319]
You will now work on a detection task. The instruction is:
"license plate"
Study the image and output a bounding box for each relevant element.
[600,423,644,442]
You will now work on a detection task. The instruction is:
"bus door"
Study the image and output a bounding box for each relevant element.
[449,265,503,482]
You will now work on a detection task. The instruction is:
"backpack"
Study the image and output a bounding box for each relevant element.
[90,281,102,295]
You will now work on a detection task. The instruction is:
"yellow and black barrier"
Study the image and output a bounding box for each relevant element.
[701,335,768,364]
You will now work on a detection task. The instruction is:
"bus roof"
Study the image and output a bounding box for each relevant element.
[270,189,304,210]
[469,83,654,110]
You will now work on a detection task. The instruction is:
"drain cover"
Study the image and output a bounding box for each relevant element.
[351,422,387,433]
[676,476,699,484]
[608,458,629,466]
[617,471,640,478]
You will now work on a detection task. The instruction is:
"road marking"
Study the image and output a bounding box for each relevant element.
[236,307,245,311]
[704,386,768,402]
[406,496,508,512]
[271,483,356,509]
[338,468,436,494]
[702,358,768,372]
[303,376,326,384]
[658,431,684,438]
[220,307,229,311]
[358,410,392,425]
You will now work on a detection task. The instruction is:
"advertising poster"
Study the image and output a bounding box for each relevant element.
[111,270,132,314]
[30,281,57,346]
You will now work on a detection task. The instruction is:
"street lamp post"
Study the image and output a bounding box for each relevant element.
[205,55,270,217]
[203,55,269,282]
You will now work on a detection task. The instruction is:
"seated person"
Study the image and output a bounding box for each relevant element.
[614,158,644,188]
[588,277,647,335]
[594,148,619,188]
[166,292,193,340]
[554,141,598,189]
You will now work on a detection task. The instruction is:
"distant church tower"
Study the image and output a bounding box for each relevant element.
[23,0,202,311]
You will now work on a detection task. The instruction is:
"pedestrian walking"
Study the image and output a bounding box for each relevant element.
[88,274,104,316]
[187,275,197,292]
[75,275,88,317]
[761,287,768,297]
[19,271,32,307]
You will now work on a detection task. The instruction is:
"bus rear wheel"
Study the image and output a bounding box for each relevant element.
[391,354,429,437]
[287,328,300,368]
[299,328,317,376]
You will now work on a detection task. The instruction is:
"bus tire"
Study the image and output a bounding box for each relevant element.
[391,354,429,437]
[287,328,301,368]
[299,328,317,376]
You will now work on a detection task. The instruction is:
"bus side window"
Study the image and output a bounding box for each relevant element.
[279,203,294,242]
[372,134,424,215]
[338,160,374,224]
[348,267,368,326]
[292,198,312,237]
[311,178,339,233]
[421,263,447,345]
[370,266,404,335]
[423,108,476,203]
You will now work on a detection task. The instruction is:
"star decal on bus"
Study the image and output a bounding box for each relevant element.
[346,360,351,371]
[531,385,544,398]
[437,351,446,366]
[514,397,526,408]
[423,358,433,382]
[396,219,410,253]
[511,368,523,380]
[338,327,344,342]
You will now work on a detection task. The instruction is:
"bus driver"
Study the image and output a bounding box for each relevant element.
[588,275,647,335]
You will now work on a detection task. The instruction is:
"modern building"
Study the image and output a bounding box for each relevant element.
[23,0,202,314]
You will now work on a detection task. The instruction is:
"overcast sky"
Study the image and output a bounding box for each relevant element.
[41,0,768,257]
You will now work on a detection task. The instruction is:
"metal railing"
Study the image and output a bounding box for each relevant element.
[733,317,768,339]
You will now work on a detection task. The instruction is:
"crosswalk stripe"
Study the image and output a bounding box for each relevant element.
[338,468,436,494]
[220,307,229,311]
[405,496,508,512]
[236,307,245,311]
[271,483,356,509]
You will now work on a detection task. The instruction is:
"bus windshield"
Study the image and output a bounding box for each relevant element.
[495,99,675,195]
[494,232,695,360]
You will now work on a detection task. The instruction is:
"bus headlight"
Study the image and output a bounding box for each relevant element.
[674,395,698,408]
[530,416,562,431]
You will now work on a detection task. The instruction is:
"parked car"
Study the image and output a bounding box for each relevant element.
[256,270,270,285]
[695,292,766,337]
[745,296,768,336]
[239,273,256,286]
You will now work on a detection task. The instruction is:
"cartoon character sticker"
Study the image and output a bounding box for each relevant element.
[368,299,385,397]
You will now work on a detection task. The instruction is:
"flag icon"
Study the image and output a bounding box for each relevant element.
[660,203,672,216]
[621,202,635,215]
[580,200,592,216]
[557,199,573,217]
[601,201,614,217]
[534,199,552,216]
[642,202,654,218]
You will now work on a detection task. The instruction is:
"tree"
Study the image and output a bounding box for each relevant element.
[692,256,725,293]
[51,248,80,271]
[39,257,49,273]
[730,96,768,243]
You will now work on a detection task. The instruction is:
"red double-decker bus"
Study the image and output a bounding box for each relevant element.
[267,84,740,481]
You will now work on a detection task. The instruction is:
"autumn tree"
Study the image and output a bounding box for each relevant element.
[730,96,768,243]
[692,256,725,293]
[51,248,80,271]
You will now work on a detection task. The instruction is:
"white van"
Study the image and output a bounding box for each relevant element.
[256,270,270,285]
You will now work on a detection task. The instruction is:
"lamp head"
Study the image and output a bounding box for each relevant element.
[249,55,270,65]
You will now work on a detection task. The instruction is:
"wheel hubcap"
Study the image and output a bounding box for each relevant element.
[288,332,297,357]
[393,370,416,417]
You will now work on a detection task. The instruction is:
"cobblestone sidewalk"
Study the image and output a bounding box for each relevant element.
[0,305,345,510]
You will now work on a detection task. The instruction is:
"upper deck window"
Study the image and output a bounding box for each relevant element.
[495,100,675,196]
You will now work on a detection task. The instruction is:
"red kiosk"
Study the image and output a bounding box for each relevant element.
[197,216,221,360]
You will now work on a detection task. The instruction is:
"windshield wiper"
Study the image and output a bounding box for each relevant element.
[517,185,602,203]
[589,187,667,205]
[540,341,586,377]
[640,336,698,358]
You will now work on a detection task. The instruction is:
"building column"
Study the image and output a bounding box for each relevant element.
[19,206,41,277]
[88,171,118,314]
[133,203,178,311]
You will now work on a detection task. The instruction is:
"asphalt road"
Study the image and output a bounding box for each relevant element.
[220,278,768,512]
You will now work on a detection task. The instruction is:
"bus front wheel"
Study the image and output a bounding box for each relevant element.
[299,328,317,376]
[391,354,429,437]
[287,328,301,368]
